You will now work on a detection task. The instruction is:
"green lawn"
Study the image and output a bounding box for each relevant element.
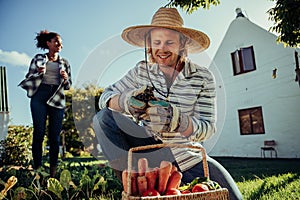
[214,157,300,200]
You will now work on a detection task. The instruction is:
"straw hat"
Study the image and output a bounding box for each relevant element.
[121,7,210,53]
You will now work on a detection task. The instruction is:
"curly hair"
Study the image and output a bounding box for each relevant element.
[35,30,60,50]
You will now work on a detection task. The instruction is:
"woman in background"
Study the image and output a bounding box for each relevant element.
[19,30,72,177]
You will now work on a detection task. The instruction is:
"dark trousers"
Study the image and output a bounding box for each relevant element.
[30,84,64,169]
[93,108,242,200]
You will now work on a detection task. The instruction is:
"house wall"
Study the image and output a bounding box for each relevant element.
[206,17,300,158]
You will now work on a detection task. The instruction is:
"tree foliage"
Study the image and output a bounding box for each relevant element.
[166,0,220,13]
[0,126,33,166]
[268,0,300,48]
[64,84,103,157]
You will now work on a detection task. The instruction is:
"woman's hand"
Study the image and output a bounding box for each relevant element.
[37,67,46,74]
[60,70,68,80]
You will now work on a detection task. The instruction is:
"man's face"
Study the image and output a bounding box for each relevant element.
[150,28,181,68]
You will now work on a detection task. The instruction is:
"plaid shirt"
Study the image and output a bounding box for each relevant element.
[18,53,72,109]
[99,59,216,171]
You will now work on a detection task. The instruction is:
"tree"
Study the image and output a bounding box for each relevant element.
[166,0,220,13]
[63,84,103,157]
[167,0,300,48]
[268,0,300,48]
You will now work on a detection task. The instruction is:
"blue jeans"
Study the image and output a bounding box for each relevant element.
[30,84,64,169]
[93,108,242,200]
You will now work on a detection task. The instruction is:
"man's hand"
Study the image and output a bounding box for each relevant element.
[140,100,189,133]
[118,86,152,118]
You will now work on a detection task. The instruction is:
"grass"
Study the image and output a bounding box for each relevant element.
[75,156,300,199]
[214,157,300,200]
[3,156,298,199]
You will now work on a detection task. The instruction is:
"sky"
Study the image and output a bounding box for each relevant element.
[0,0,277,126]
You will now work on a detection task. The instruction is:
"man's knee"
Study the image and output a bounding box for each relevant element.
[94,107,109,121]
[93,107,114,128]
[93,108,110,137]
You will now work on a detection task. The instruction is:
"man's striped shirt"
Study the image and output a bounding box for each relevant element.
[99,59,216,171]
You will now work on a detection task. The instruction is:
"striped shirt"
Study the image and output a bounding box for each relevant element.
[99,59,216,171]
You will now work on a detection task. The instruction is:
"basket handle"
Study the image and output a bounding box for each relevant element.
[126,143,209,195]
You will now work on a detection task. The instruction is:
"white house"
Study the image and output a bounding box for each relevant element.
[206,8,300,158]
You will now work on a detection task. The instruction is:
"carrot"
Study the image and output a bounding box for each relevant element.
[145,167,158,190]
[122,169,138,195]
[130,170,138,195]
[137,176,148,195]
[171,165,178,174]
[138,158,148,176]
[122,170,128,193]
[166,170,183,190]
[158,161,172,194]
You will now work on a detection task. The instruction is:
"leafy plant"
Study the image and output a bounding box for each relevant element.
[0,176,18,200]
[0,158,122,200]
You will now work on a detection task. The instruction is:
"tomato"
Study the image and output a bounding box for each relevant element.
[142,189,160,197]
[164,188,181,196]
[192,183,210,193]
[180,190,191,194]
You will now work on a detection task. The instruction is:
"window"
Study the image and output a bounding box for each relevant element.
[231,46,256,75]
[238,106,265,135]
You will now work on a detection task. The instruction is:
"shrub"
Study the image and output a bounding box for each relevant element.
[0,126,34,167]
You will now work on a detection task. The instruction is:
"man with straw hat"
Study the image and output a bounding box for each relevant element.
[93,7,242,199]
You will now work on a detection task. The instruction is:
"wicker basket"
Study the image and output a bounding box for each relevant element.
[122,143,230,200]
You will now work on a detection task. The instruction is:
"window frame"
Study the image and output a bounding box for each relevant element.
[231,46,256,75]
[238,106,265,135]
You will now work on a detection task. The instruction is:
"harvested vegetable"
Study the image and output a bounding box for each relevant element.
[166,170,182,190]
[158,161,172,194]
[145,167,158,190]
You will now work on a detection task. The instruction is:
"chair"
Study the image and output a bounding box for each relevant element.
[261,140,277,158]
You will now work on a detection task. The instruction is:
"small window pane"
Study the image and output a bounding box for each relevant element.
[233,51,241,74]
[239,111,251,134]
[251,108,264,134]
[238,106,265,135]
[241,47,255,71]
